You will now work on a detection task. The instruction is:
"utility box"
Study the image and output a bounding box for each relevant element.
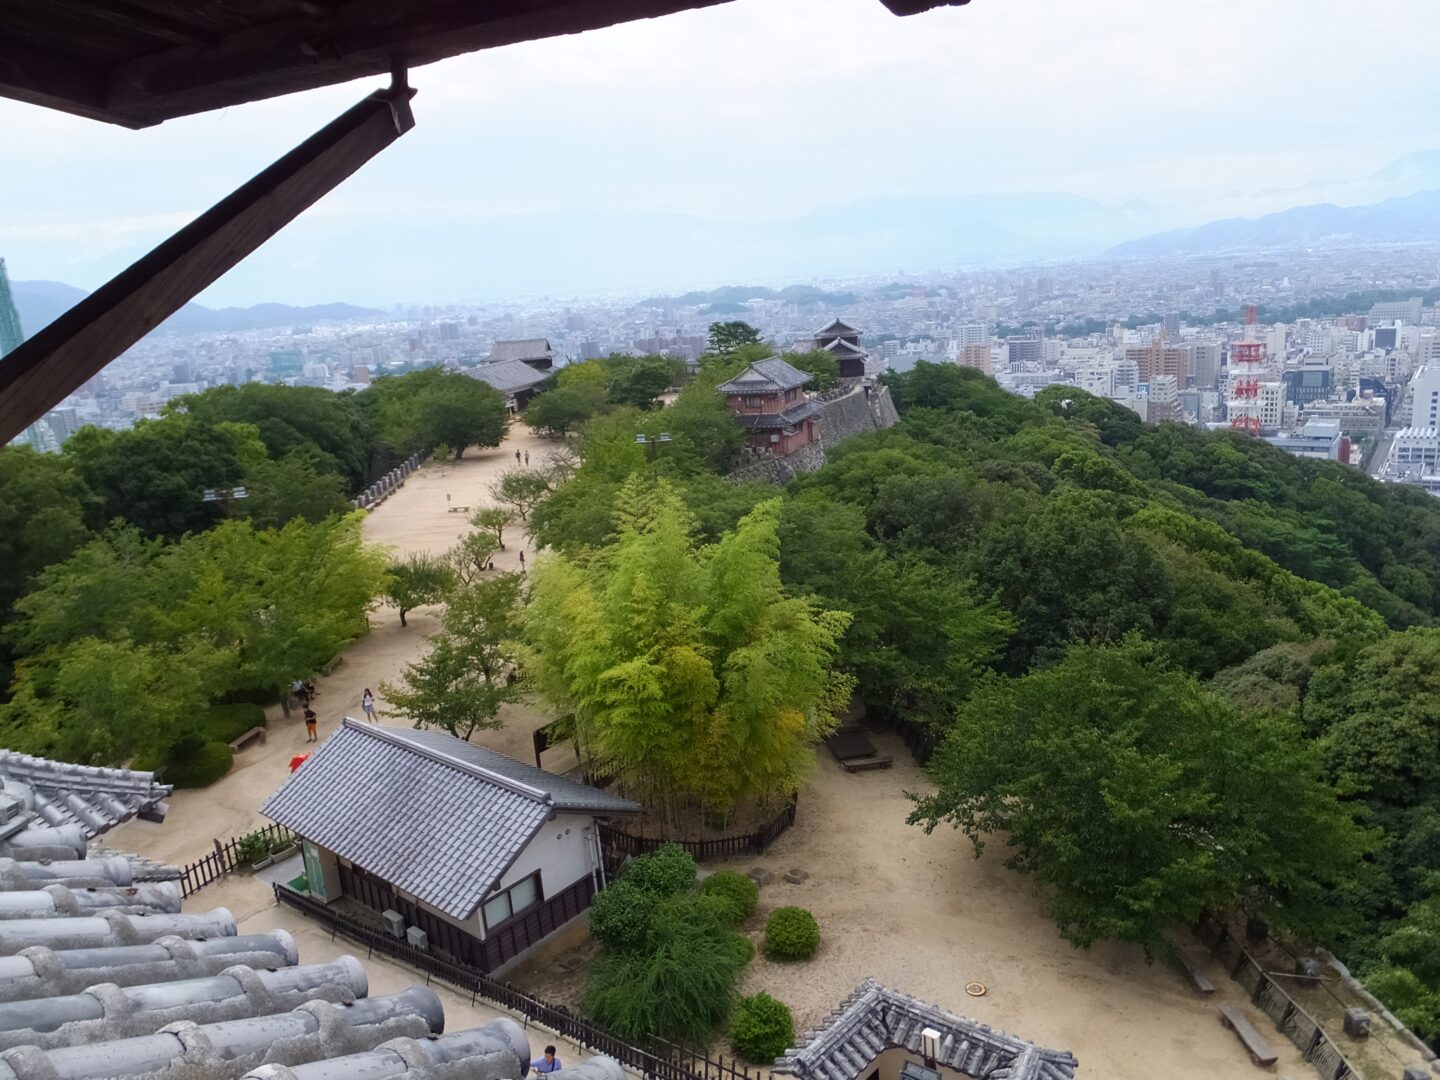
[1342,1008,1371,1039]
[382,909,405,938]
[406,926,429,951]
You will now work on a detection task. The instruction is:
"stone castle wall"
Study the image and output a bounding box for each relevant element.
[725,383,897,485]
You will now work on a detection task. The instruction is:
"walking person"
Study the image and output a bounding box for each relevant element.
[524,450,530,466]
[518,549,526,573]
[515,449,522,465]
[531,1047,562,1076]
[303,706,318,743]
[361,688,376,723]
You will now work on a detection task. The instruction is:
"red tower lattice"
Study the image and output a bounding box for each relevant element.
[1229,305,1264,435]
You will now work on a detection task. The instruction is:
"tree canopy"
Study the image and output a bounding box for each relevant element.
[526,478,852,813]
[910,639,1373,953]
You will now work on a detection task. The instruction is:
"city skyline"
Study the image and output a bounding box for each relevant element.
[2,0,1440,306]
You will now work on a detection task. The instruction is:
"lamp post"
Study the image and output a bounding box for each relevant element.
[634,432,672,461]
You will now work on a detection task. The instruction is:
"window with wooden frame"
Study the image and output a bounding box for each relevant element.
[482,872,542,930]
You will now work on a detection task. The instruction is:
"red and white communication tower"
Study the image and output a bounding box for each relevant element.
[1228,304,1264,435]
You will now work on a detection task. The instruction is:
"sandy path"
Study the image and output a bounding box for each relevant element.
[107,422,565,864]
[717,730,1309,1080]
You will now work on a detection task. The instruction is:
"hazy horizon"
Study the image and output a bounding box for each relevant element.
[3,0,1439,307]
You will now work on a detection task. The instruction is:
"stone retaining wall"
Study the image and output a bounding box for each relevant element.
[724,383,898,486]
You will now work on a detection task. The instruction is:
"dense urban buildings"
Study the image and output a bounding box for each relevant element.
[8,239,1440,495]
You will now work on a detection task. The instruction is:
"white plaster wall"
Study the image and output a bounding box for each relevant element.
[493,813,596,899]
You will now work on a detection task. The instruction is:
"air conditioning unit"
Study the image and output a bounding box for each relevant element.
[382,909,405,938]
[406,926,429,951]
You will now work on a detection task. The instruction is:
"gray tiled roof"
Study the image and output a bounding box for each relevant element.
[486,339,553,364]
[261,720,638,919]
[468,358,554,393]
[0,752,171,840]
[716,356,813,395]
[822,338,868,358]
[776,979,1077,1080]
[815,318,861,338]
[387,727,641,816]
[732,399,823,431]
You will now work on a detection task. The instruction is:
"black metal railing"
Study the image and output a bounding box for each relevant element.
[273,883,775,1080]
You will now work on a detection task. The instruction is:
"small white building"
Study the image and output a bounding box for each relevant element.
[1264,419,1346,461]
[262,720,640,973]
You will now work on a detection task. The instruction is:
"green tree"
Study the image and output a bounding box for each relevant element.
[525,381,609,436]
[382,552,455,628]
[0,637,231,764]
[169,383,375,492]
[62,416,252,539]
[489,468,552,521]
[526,478,852,815]
[0,447,94,616]
[910,639,1373,953]
[606,355,679,409]
[469,507,515,550]
[784,349,840,391]
[448,531,500,585]
[363,368,508,459]
[707,321,762,356]
[381,575,524,739]
[242,449,352,530]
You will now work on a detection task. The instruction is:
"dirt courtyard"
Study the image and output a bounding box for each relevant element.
[106,421,1317,1080]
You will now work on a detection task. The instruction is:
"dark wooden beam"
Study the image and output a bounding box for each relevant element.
[0,83,416,444]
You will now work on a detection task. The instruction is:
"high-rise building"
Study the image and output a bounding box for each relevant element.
[1163,313,1182,340]
[955,324,989,346]
[0,257,24,358]
[956,343,992,375]
[1126,339,1188,385]
[1186,343,1222,390]
[1410,364,1440,429]
[1006,333,1043,367]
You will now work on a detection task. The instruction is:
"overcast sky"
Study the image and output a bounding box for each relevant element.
[2,0,1439,306]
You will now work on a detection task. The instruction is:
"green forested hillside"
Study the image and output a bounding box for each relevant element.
[529,359,1440,1038]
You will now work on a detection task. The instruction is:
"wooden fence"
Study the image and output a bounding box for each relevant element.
[1195,918,1366,1080]
[598,795,798,865]
[273,883,775,1080]
[178,823,297,898]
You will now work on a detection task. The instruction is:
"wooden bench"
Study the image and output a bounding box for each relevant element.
[1173,947,1215,995]
[842,755,894,772]
[1219,1005,1278,1068]
[229,727,268,752]
[447,505,471,513]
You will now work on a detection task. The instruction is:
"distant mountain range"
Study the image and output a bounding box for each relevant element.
[1108,187,1440,258]
[8,279,385,338]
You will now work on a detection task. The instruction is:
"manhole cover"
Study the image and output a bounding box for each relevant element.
[965,982,987,997]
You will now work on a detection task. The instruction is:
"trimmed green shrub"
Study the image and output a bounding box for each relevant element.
[163,741,234,789]
[727,931,755,966]
[763,907,820,961]
[700,870,759,925]
[589,881,659,952]
[622,843,697,899]
[583,898,746,1044]
[730,992,795,1063]
[198,703,266,743]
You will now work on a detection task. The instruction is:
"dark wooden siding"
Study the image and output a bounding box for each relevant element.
[335,860,596,972]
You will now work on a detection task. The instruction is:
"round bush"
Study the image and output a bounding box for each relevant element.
[730,992,795,1063]
[700,871,759,926]
[763,907,820,961]
[589,881,658,952]
[726,931,755,966]
[162,741,234,789]
[622,843,697,899]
